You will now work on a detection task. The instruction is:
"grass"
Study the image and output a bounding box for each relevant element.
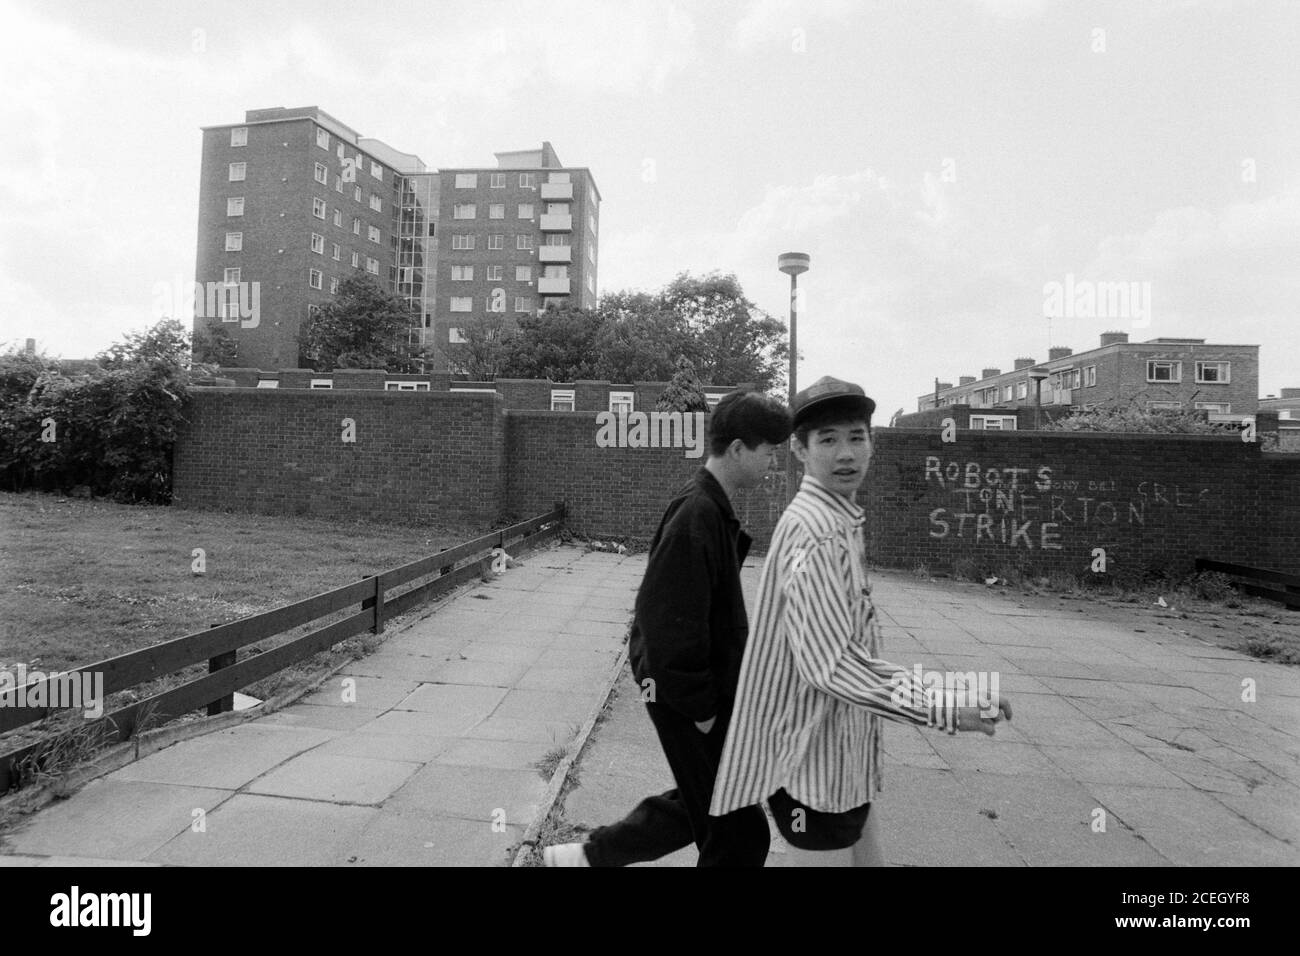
[0,489,486,776]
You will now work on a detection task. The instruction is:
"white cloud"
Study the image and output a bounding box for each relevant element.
[728,0,859,52]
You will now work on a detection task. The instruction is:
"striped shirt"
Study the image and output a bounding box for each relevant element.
[710,474,959,815]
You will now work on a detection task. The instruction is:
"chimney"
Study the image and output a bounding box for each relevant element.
[958,375,976,386]
[1100,331,1128,347]
[1013,357,1036,370]
[1048,347,1072,361]
[981,368,1001,379]
[24,338,35,354]
[1282,388,1300,399]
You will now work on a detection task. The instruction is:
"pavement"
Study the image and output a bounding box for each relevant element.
[563,559,1300,867]
[2,542,1297,867]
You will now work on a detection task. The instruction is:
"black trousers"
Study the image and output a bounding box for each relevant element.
[583,700,770,867]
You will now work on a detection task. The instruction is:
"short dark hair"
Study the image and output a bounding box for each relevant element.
[708,391,792,457]
[793,398,874,447]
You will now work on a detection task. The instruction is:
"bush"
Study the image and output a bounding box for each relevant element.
[1190,570,1235,602]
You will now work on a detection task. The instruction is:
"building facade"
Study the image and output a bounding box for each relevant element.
[194,108,598,373]
[435,142,600,373]
[914,332,1260,426]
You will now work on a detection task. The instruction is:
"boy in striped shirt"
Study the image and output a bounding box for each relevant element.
[710,376,1013,866]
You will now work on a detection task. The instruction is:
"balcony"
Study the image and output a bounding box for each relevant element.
[539,214,572,232]
[540,182,573,200]
[537,277,571,295]
[538,245,572,263]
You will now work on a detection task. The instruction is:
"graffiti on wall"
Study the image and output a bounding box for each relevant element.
[923,456,1210,549]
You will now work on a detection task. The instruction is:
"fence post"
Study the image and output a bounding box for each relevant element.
[207,623,235,716]
[372,572,386,635]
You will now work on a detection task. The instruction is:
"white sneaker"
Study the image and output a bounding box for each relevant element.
[542,842,590,867]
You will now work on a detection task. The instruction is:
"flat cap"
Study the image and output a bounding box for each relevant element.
[792,375,877,430]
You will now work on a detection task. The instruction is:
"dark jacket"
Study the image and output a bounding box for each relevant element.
[628,467,753,724]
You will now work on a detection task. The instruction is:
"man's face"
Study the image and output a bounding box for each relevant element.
[793,421,872,496]
[732,440,779,489]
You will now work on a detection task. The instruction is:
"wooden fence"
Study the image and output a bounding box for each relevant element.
[0,506,565,792]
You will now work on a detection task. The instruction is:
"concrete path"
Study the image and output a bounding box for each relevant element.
[563,562,1300,866]
[0,544,643,867]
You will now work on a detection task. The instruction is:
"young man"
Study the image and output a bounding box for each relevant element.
[710,376,1013,866]
[544,390,793,867]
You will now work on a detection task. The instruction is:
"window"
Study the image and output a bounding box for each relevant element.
[452,234,475,250]
[588,243,596,263]
[228,162,246,182]
[1147,361,1181,383]
[1084,365,1096,387]
[453,203,476,219]
[550,389,575,411]
[311,378,332,389]
[515,296,533,313]
[223,267,240,283]
[316,128,329,149]
[312,198,326,219]
[609,391,634,416]
[332,243,340,260]
[337,143,345,159]
[450,297,473,312]
[226,197,244,216]
[488,234,504,250]
[490,173,506,188]
[366,257,379,275]
[310,233,324,254]
[1195,402,1231,413]
[545,233,567,246]
[451,266,473,280]
[370,161,382,180]
[1196,361,1230,384]
[518,203,534,219]
[520,173,536,188]
[486,265,503,280]
[354,185,362,202]
[369,195,382,212]
[489,203,505,219]
[1149,401,1183,410]
[517,235,534,250]
[1069,368,1082,389]
[515,265,532,282]
[256,380,279,389]
[970,415,1018,430]
[353,217,362,235]
[329,277,339,294]
[225,232,243,251]
[308,269,322,289]
[385,381,431,391]
[314,163,328,184]
[351,251,359,268]
[449,328,468,344]
[455,173,478,188]
[368,225,381,243]
[589,213,597,235]
[230,127,248,147]
[1016,381,1028,399]
[333,209,342,227]
[1002,385,1013,401]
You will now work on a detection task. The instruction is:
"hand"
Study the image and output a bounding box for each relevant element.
[694,715,716,734]
[956,697,1012,736]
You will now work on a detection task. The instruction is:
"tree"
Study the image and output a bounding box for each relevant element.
[192,322,239,367]
[1044,402,1224,434]
[298,275,420,372]
[655,356,710,412]
[660,272,788,394]
[497,304,607,381]
[96,318,205,372]
[446,314,510,380]
[590,291,689,382]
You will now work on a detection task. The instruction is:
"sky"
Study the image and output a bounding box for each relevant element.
[0,0,1296,417]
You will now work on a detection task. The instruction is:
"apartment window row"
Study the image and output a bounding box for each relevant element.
[451,234,535,250]
[307,272,344,295]
[448,296,535,313]
[1146,360,1231,384]
[456,172,542,189]
[449,265,534,281]
[454,203,537,220]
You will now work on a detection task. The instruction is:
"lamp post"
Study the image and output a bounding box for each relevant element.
[778,252,810,501]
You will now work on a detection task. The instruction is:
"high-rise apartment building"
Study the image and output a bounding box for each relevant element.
[194,108,598,372]
[435,142,600,372]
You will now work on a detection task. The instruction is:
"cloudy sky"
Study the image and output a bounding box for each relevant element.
[1,0,1295,415]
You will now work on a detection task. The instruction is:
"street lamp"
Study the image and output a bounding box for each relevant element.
[778,252,810,501]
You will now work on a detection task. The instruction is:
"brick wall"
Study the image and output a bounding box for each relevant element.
[172,394,1300,575]
[173,388,505,525]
